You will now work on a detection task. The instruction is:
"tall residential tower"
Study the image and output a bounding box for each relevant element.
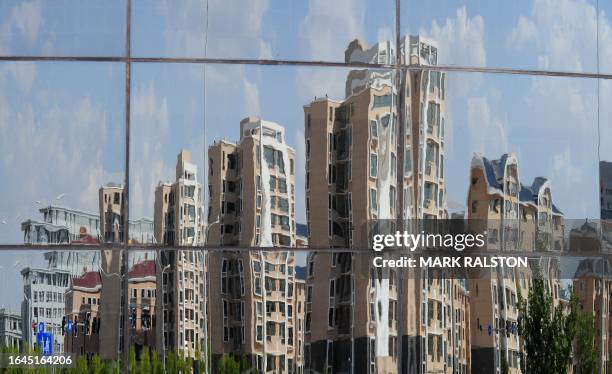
[154,150,207,360]
[304,36,470,374]
[206,117,304,373]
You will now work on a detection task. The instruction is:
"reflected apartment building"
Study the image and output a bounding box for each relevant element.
[22,205,101,245]
[97,184,153,358]
[573,258,611,372]
[64,259,157,359]
[304,35,471,373]
[21,266,70,354]
[98,183,127,359]
[207,117,305,373]
[467,153,564,373]
[153,150,207,360]
[19,199,154,357]
[601,161,612,252]
[0,308,22,351]
[19,212,101,354]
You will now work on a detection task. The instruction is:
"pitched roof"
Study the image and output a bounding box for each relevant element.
[472,153,563,215]
[128,260,156,281]
[471,153,516,193]
[72,271,102,291]
[519,185,535,205]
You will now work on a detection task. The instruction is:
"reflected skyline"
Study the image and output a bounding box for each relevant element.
[0,0,610,372]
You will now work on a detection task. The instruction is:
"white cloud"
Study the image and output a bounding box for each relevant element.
[4,62,37,93]
[507,0,599,72]
[159,0,270,57]
[0,96,8,133]
[0,89,122,244]
[11,0,42,45]
[599,79,612,162]
[377,26,393,44]
[507,0,602,131]
[600,10,612,71]
[419,7,487,97]
[420,6,486,67]
[259,40,273,59]
[130,83,173,219]
[298,0,365,61]
[504,0,604,218]
[0,0,42,53]
[243,79,260,116]
[549,146,582,185]
[507,15,537,48]
[296,0,366,102]
[467,96,508,155]
[525,75,595,128]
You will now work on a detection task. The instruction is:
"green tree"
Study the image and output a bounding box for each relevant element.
[518,271,578,374]
[150,348,164,374]
[141,347,152,374]
[178,349,188,373]
[72,355,89,374]
[574,312,598,374]
[90,354,109,374]
[217,354,241,374]
[128,346,138,374]
[167,350,178,373]
[240,355,250,372]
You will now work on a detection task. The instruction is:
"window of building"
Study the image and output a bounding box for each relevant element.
[370,153,378,178]
[370,188,378,212]
[373,94,392,108]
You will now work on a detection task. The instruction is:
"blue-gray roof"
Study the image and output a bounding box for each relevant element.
[519,185,534,204]
[475,154,563,215]
[530,177,548,196]
[481,156,502,190]
[296,223,308,237]
[295,266,307,280]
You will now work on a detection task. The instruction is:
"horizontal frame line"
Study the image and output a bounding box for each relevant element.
[0,244,610,258]
[1,55,612,79]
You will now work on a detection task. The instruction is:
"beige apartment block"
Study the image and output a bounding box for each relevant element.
[207,117,304,373]
[573,259,611,373]
[65,259,157,359]
[126,260,157,350]
[207,117,296,247]
[304,35,470,374]
[64,271,101,358]
[97,184,156,359]
[207,251,304,373]
[97,184,126,359]
[467,153,565,373]
[154,150,207,361]
[99,184,125,244]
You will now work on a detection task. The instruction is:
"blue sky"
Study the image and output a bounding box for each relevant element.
[0,0,611,308]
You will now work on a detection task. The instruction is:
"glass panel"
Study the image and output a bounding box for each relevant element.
[132,0,395,63]
[0,62,125,245]
[440,71,599,222]
[0,248,120,359]
[402,0,599,73]
[129,63,205,247]
[199,64,396,249]
[599,2,612,74]
[0,0,126,57]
